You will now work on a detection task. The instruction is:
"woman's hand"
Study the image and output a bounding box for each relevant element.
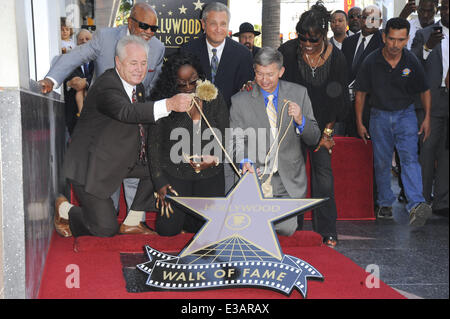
[189,155,219,173]
[155,184,179,218]
[314,135,335,154]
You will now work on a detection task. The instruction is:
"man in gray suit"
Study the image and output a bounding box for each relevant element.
[39,3,165,234]
[229,47,321,236]
[411,0,449,216]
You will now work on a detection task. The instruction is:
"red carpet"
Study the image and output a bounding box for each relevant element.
[38,231,404,299]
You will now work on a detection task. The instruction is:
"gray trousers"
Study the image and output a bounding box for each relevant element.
[270,172,298,236]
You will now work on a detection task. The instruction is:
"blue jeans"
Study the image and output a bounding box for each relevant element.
[369,105,425,212]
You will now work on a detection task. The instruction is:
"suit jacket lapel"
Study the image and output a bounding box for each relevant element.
[199,35,212,81]
[251,84,272,131]
[276,82,291,134]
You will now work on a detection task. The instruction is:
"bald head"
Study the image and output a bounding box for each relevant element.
[128,3,158,42]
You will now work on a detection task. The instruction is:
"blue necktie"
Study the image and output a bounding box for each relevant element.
[211,48,219,84]
[83,63,90,76]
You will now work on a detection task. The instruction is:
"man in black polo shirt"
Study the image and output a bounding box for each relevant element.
[354,17,432,226]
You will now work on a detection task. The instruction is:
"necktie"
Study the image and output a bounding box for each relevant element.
[352,37,366,71]
[211,48,219,84]
[266,94,278,172]
[132,88,147,165]
[83,63,89,76]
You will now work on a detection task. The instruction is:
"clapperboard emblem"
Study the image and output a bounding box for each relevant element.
[137,173,326,297]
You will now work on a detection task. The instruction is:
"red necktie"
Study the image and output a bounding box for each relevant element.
[132,88,147,165]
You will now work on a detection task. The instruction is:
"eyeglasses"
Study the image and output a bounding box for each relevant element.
[130,16,159,32]
[349,14,362,19]
[298,34,321,43]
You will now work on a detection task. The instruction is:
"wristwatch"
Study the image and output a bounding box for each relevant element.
[423,44,432,52]
[323,128,333,137]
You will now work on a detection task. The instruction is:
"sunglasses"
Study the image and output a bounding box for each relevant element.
[298,34,321,43]
[130,16,159,32]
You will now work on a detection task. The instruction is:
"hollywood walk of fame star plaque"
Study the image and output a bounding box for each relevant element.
[137,173,327,297]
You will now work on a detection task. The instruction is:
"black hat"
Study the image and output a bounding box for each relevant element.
[232,22,261,37]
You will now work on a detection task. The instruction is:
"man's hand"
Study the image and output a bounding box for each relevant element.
[399,0,417,19]
[166,93,193,113]
[189,155,219,173]
[288,101,303,125]
[38,78,54,94]
[425,29,444,50]
[67,77,87,91]
[357,122,371,144]
[419,116,431,142]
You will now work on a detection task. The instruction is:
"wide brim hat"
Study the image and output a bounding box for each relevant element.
[232,22,261,37]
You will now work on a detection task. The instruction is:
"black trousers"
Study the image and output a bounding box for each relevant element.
[297,146,338,238]
[156,170,225,236]
[68,164,154,237]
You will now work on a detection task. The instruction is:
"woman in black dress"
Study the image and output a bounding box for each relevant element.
[278,1,350,247]
[148,52,229,236]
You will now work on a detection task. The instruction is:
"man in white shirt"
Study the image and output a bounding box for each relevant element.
[180,2,254,193]
[411,0,449,217]
[347,7,362,36]
[54,36,193,238]
[330,10,348,50]
[399,0,437,49]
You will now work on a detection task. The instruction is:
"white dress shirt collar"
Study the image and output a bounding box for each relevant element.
[115,69,135,102]
[206,37,226,63]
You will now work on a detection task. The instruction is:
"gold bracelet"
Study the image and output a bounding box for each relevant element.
[323,128,333,137]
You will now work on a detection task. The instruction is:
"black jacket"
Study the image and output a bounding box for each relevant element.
[63,68,156,198]
[180,35,254,108]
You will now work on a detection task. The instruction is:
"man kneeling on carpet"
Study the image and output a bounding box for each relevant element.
[230,47,321,237]
[54,35,193,238]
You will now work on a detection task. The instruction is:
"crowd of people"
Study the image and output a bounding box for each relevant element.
[40,0,448,248]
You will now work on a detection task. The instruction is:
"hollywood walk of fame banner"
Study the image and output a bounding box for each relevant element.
[137,0,228,55]
[137,173,327,297]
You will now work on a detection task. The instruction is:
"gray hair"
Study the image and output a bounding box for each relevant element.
[202,2,231,23]
[115,35,149,61]
[254,47,284,70]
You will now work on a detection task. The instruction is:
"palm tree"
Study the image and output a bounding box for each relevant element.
[261,0,281,48]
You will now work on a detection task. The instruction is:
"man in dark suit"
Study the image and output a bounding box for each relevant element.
[411,0,449,217]
[232,22,261,57]
[180,2,254,193]
[40,3,166,230]
[180,2,254,108]
[54,36,193,238]
[342,5,384,136]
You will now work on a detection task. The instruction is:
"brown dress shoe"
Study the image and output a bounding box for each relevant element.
[55,195,72,237]
[119,222,157,235]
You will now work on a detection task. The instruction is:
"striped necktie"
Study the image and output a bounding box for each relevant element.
[211,48,219,84]
[132,88,147,165]
[266,94,278,172]
[266,95,277,135]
